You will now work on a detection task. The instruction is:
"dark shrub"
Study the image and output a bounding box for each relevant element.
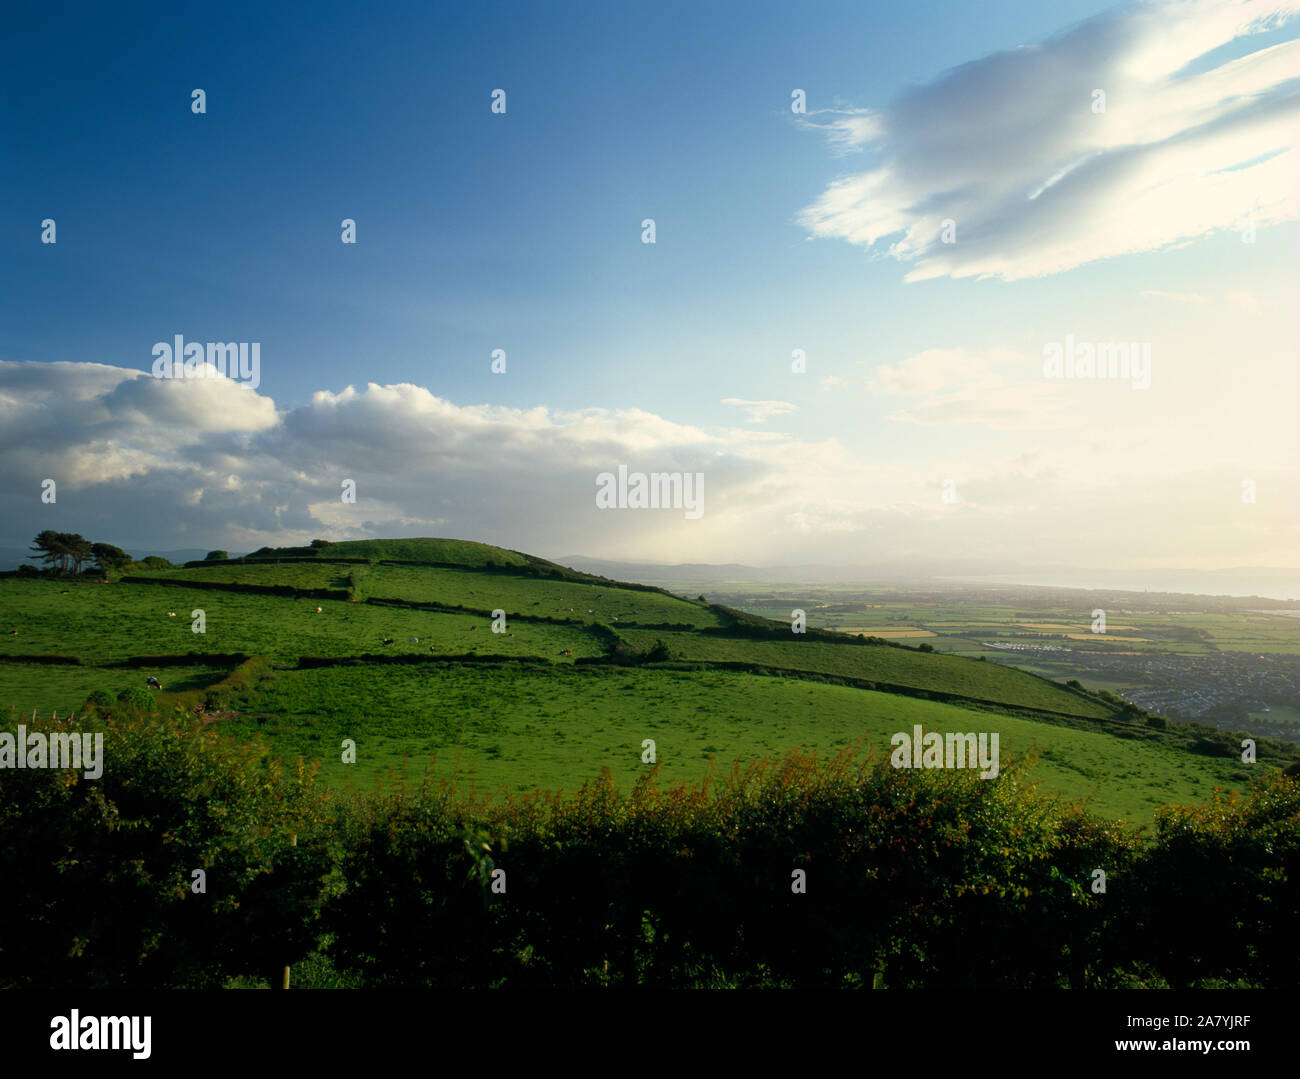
[0,711,332,988]
[116,687,156,712]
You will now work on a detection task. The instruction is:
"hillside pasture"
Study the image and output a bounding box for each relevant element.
[615,628,1112,719]
[0,579,602,666]
[215,662,1254,824]
[357,563,721,627]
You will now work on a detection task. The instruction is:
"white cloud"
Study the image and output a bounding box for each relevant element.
[1227,288,1263,313]
[720,398,799,422]
[869,347,1080,430]
[798,0,1300,280]
[1,360,1294,570]
[1141,289,1208,303]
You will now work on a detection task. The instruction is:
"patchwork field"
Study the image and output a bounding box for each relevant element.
[738,597,1300,656]
[614,628,1112,718]
[0,579,602,665]
[3,539,1296,831]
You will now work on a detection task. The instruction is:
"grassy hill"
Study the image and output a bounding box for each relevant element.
[2,536,1295,828]
[245,536,534,567]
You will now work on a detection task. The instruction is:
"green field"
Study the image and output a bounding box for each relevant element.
[0,662,233,717]
[354,563,722,627]
[203,662,1253,822]
[615,628,1111,718]
[0,579,602,666]
[2,537,1294,830]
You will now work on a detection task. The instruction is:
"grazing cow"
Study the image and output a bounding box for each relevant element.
[408,637,419,644]
[316,606,322,613]
[382,637,393,645]
[9,630,16,636]
[145,676,161,690]
[60,590,69,595]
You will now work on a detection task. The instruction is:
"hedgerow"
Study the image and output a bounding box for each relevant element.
[2,709,1295,988]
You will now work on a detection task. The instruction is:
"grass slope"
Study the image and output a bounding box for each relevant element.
[617,628,1111,719]
[1,537,1290,830]
[216,663,1256,825]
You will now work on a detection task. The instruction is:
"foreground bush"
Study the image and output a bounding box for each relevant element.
[2,709,1296,988]
[1115,778,1300,988]
[324,749,1149,988]
[0,709,333,988]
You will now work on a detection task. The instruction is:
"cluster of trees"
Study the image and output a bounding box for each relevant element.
[27,531,131,575]
[22,531,184,576]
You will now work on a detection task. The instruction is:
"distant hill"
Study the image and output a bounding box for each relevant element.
[556,555,1300,602]
[248,537,534,568]
[554,555,762,584]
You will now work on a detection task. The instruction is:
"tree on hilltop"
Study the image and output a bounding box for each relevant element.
[91,542,131,573]
[29,531,93,575]
[28,530,65,573]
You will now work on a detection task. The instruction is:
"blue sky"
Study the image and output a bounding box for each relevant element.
[3,0,1118,410]
[2,0,1297,571]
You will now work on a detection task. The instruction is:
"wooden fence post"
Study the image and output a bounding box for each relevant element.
[278,833,297,989]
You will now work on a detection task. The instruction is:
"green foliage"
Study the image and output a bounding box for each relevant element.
[29,531,93,575]
[204,550,230,561]
[0,711,334,988]
[90,543,131,573]
[1115,774,1300,988]
[643,638,674,662]
[115,686,157,712]
[318,754,1297,988]
[2,704,1296,989]
[203,687,232,712]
